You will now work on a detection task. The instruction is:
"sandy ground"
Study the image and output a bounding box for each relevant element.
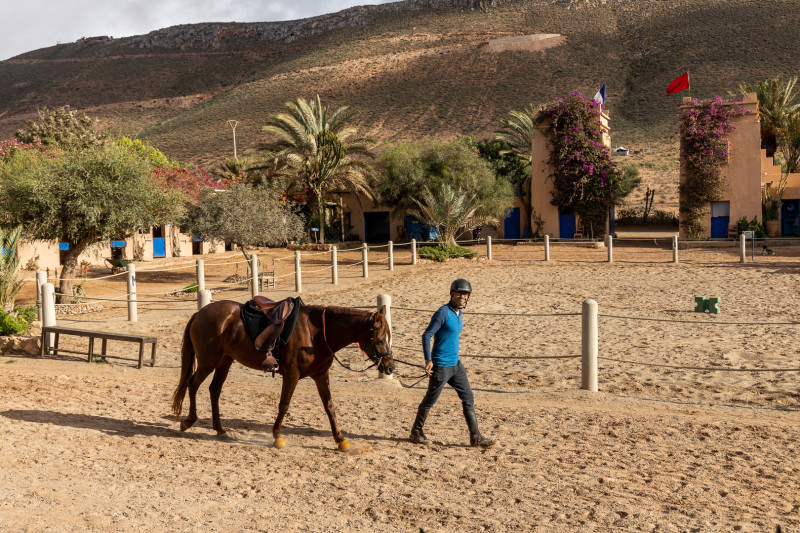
[2,243,800,532]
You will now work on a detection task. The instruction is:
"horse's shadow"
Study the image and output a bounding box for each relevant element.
[0,409,405,445]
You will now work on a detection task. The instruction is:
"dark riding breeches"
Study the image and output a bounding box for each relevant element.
[418,361,474,410]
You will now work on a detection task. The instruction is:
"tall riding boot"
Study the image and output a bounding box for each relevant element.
[409,405,431,445]
[463,406,495,447]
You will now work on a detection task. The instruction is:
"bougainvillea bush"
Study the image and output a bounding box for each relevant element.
[535,94,622,238]
[678,96,748,238]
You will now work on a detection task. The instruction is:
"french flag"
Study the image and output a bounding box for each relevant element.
[593,84,606,106]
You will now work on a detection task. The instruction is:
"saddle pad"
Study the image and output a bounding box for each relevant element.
[240,297,304,347]
[278,297,304,347]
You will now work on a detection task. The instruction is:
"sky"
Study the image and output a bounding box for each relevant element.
[0,0,396,61]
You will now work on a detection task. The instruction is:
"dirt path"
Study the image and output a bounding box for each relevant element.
[2,245,799,532]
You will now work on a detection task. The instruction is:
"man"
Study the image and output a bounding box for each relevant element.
[409,278,495,447]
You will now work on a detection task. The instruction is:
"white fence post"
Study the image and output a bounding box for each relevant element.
[377,293,393,379]
[250,255,259,298]
[411,239,417,265]
[673,235,679,264]
[581,299,598,392]
[388,241,394,271]
[41,282,56,354]
[607,234,613,263]
[196,259,205,292]
[36,270,47,321]
[362,243,369,278]
[198,290,211,310]
[545,235,550,262]
[331,246,338,285]
[487,236,492,260]
[294,251,302,293]
[126,263,137,323]
[740,233,746,263]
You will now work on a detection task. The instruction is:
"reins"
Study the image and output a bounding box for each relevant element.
[322,307,379,372]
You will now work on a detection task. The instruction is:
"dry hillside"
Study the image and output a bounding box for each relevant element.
[0,0,797,202]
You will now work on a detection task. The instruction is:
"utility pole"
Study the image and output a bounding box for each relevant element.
[227,120,238,159]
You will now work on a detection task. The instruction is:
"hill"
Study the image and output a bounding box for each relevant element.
[1,0,798,190]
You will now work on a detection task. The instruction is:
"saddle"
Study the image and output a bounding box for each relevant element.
[240,296,304,376]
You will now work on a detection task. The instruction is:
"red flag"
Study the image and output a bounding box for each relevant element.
[666,72,690,94]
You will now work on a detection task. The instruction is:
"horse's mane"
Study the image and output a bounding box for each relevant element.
[305,305,373,317]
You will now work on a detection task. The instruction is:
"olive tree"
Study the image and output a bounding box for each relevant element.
[182,182,305,259]
[0,142,187,302]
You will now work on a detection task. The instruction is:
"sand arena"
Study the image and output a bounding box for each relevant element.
[1,243,799,532]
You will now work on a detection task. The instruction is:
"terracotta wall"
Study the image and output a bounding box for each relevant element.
[531,110,611,238]
[678,94,761,238]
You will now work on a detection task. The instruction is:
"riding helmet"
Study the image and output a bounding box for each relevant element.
[450,278,472,293]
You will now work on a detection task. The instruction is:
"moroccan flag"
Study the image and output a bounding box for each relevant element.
[666,72,690,94]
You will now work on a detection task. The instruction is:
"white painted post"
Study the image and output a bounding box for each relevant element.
[740,233,746,263]
[126,264,137,323]
[607,234,613,263]
[487,236,493,260]
[294,250,302,293]
[41,282,56,354]
[581,299,598,392]
[250,255,259,298]
[362,243,369,278]
[36,270,47,321]
[545,235,550,261]
[196,259,205,292]
[377,293,393,380]
[331,246,338,285]
[198,290,211,310]
[411,239,417,265]
[388,241,394,271]
[673,235,679,264]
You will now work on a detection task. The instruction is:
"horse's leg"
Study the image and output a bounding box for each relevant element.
[312,371,350,452]
[209,356,234,439]
[180,362,216,432]
[272,372,299,449]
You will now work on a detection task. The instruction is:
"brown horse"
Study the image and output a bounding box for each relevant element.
[171,300,394,451]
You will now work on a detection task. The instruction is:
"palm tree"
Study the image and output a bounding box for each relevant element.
[739,77,800,157]
[0,225,23,311]
[261,96,374,244]
[494,104,539,236]
[411,183,498,247]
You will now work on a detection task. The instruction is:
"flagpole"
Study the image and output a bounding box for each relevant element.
[687,71,691,99]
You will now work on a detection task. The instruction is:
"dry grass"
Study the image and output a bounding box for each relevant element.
[2,0,800,200]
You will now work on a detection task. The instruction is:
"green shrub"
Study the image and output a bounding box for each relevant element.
[13,306,37,324]
[418,245,477,262]
[180,283,198,294]
[0,309,29,335]
[736,216,766,239]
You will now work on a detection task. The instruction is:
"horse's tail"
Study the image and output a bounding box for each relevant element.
[171,313,197,420]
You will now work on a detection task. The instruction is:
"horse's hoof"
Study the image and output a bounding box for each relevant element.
[179,420,190,432]
[216,432,232,441]
[273,437,287,449]
[337,439,351,452]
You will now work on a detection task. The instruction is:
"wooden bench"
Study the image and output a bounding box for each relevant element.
[40,326,157,368]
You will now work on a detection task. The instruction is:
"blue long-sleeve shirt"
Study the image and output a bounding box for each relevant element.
[422,304,462,367]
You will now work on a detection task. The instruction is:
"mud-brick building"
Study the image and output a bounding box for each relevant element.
[530,109,612,239]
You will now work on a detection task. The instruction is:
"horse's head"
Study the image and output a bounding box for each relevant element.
[366,306,394,375]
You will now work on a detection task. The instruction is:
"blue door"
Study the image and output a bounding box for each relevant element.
[559,207,576,239]
[710,201,730,239]
[504,208,521,239]
[781,199,800,235]
[153,238,166,258]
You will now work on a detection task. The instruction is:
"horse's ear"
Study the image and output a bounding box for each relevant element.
[378,305,387,316]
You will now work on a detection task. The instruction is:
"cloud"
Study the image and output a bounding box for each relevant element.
[0,0,394,60]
